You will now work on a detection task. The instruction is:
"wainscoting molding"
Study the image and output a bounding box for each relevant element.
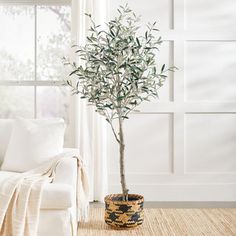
[107,0,236,201]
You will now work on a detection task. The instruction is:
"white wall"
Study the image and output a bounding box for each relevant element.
[106,0,236,201]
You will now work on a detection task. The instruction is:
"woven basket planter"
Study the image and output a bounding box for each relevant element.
[104,194,144,229]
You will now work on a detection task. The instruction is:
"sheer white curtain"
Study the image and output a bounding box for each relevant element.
[70,0,108,201]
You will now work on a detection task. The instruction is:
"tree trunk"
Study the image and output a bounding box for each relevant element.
[118,118,129,201]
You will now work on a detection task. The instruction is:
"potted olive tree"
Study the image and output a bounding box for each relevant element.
[65,5,176,229]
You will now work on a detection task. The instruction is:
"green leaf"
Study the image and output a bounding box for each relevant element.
[86,36,93,42]
[161,64,165,73]
[85,13,92,17]
[69,70,78,76]
[136,38,141,47]
[110,29,115,37]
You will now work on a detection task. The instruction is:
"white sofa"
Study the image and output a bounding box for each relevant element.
[0,119,78,236]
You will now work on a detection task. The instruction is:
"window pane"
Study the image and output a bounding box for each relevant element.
[0,6,34,81]
[37,6,71,81]
[36,86,71,146]
[0,86,34,118]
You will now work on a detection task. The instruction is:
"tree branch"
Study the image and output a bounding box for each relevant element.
[48,6,71,32]
[107,119,120,144]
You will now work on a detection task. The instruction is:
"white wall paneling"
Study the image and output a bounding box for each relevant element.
[185,0,236,30]
[108,113,174,175]
[185,41,236,101]
[185,113,236,173]
[107,0,236,201]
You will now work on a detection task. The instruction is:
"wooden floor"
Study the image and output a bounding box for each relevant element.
[78,208,236,236]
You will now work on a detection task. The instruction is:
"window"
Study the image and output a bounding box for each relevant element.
[0,1,73,146]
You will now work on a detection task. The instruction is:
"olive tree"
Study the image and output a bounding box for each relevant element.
[65,5,176,201]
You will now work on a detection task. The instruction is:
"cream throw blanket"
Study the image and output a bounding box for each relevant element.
[0,154,89,236]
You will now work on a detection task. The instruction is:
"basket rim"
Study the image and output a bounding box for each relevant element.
[104,193,144,203]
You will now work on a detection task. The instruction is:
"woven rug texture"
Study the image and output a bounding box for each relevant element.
[78,208,236,236]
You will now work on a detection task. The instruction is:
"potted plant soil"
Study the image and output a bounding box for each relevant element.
[66,4,176,229]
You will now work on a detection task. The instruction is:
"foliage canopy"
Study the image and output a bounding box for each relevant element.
[66,5,176,128]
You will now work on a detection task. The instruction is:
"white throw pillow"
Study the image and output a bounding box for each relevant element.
[1,118,66,172]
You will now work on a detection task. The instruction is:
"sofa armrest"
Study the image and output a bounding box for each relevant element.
[53,148,79,188]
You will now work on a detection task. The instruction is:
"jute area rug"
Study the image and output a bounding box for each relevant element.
[78,208,236,236]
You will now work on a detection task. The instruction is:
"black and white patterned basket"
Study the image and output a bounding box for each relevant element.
[104,194,144,229]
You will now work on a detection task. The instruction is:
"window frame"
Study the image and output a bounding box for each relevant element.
[0,0,70,5]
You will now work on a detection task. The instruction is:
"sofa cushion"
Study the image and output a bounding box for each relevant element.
[0,119,13,166]
[1,118,66,172]
[41,183,73,209]
[0,171,73,209]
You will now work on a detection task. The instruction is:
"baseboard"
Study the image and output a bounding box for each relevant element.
[90,201,236,208]
[108,183,236,201]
